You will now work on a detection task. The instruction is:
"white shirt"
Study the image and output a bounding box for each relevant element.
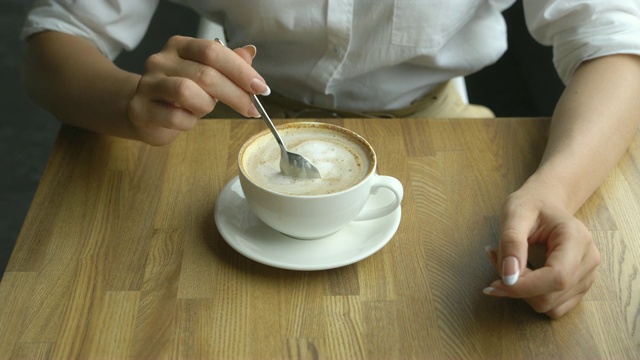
[22,0,640,111]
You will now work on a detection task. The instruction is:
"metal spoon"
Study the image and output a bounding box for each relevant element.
[212,38,320,179]
[250,95,321,179]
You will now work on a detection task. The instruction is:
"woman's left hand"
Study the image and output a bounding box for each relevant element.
[484,189,601,319]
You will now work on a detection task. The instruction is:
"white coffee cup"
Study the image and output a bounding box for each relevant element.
[238,122,403,239]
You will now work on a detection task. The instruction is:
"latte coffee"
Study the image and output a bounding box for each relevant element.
[237,122,403,239]
[239,123,374,196]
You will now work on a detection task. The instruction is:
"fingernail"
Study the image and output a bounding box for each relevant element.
[243,45,257,59]
[483,287,508,297]
[502,256,520,286]
[250,78,271,96]
[247,104,260,118]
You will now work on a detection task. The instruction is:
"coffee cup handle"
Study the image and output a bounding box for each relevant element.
[353,175,404,221]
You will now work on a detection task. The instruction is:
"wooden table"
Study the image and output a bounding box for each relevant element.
[1,118,639,358]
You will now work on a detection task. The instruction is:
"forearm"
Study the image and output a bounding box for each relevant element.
[522,54,640,213]
[22,31,141,139]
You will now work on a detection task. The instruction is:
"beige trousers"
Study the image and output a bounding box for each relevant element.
[208,80,494,119]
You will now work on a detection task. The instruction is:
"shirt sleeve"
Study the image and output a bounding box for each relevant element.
[523,0,640,84]
[21,0,161,60]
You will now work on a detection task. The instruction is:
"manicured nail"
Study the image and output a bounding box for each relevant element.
[247,104,260,118]
[250,78,271,96]
[243,45,257,59]
[483,287,508,297]
[502,256,520,286]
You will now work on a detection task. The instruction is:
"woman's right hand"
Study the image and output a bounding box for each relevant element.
[127,35,269,145]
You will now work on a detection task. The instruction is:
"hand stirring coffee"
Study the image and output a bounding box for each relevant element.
[214,38,321,179]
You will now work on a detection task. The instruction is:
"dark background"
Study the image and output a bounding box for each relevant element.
[0,0,564,275]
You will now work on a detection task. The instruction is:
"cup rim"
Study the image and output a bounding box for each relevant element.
[238,121,377,198]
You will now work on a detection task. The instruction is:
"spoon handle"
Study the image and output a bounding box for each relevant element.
[213,38,286,149]
[251,94,286,149]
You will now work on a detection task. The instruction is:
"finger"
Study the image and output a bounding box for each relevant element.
[516,278,589,317]
[128,100,183,146]
[235,45,257,65]
[489,266,563,298]
[160,59,258,117]
[487,287,586,319]
[483,266,534,297]
[543,220,596,280]
[136,99,199,132]
[132,78,200,131]
[174,37,270,95]
[138,74,217,119]
[523,272,594,316]
[487,259,594,300]
[153,103,199,131]
[498,201,538,286]
[485,254,596,312]
[165,77,218,119]
[507,220,596,298]
[212,39,257,66]
[156,39,261,117]
[542,291,587,319]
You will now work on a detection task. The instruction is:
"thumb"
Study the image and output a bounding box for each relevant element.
[499,204,538,286]
[234,45,257,65]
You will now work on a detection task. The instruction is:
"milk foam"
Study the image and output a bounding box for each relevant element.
[242,126,372,196]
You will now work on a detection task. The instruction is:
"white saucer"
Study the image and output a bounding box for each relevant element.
[214,176,402,271]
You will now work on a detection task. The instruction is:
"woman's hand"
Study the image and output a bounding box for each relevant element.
[482,55,640,319]
[484,189,601,319]
[127,35,269,145]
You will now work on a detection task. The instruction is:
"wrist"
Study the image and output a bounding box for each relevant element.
[512,170,575,214]
[123,74,143,140]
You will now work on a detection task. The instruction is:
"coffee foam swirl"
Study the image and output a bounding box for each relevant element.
[241,125,372,196]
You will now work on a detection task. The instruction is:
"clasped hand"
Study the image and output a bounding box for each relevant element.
[485,189,601,319]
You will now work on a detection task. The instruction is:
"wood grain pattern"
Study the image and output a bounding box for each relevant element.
[1,118,639,359]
